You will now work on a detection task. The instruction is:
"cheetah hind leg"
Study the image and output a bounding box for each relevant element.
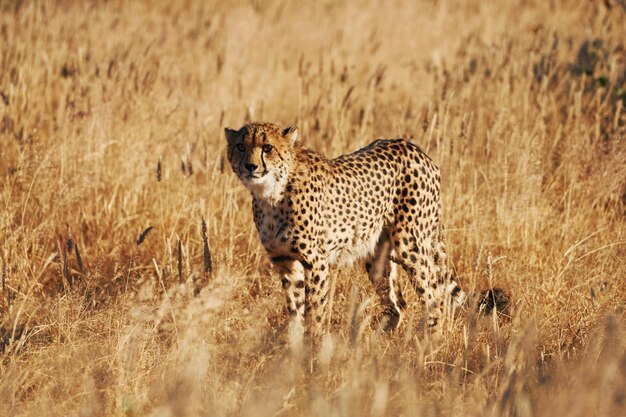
[389,224,449,328]
[433,224,512,319]
[365,228,407,332]
[432,225,466,313]
[433,227,511,317]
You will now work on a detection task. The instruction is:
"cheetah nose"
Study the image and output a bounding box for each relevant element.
[244,163,258,173]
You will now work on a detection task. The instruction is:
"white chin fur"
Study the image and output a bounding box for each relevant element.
[243,172,286,205]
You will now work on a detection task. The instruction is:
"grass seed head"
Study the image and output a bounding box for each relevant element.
[136,226,154,246]
[201,216,212,274]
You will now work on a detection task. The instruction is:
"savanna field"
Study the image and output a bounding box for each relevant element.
[1,0,625,416]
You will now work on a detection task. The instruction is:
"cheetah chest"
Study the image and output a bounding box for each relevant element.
[252,202,291,253]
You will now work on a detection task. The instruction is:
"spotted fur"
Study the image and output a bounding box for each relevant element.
[225,122,506,336]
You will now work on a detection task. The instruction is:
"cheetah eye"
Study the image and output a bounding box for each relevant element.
[236,143,245,152]
[262,144,273,153]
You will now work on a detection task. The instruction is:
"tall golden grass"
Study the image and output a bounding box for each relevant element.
[1,0,625,416]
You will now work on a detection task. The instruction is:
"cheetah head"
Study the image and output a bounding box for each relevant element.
[225,122,298,205]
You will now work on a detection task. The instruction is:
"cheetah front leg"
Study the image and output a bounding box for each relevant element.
[272,257,307,343]
[272,256,330,341]
[304,260,330,339]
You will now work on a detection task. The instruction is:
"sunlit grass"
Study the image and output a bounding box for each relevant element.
[0,1,624,416]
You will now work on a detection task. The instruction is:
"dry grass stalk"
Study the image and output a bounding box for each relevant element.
[187,158,193,176]
[74,244,83,273]
[58,238,71,288]
[201,216,212,275]
[1,256,5,296]
[178,239,183,284]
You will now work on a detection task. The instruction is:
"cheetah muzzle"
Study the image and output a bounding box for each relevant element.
[225,122,510,337]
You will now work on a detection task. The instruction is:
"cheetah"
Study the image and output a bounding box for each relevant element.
[225,122,508,337]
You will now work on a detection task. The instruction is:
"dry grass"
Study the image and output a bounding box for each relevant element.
[1,0,625,416]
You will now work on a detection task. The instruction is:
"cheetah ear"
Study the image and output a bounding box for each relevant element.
[282,125,298,145]
[224,127,240,144]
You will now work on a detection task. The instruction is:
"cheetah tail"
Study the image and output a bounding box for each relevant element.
[475,288,511,316]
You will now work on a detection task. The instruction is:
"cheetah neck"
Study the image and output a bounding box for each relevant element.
[245,168,289,207]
